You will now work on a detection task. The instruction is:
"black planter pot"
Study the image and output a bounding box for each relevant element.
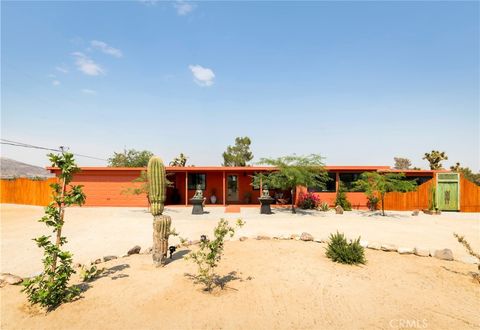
[258,197,275,214]
[190,198,204,215]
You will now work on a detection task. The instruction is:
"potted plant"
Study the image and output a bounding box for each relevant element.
[210,188,217,204]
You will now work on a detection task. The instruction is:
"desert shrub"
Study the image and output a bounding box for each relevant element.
[298,192,320,209]
[318,201,329,212]
[185,218,245,291]
[454,233,480,283]
[366,194,379,211]
[80,264,104,282]
[334,182,352,211]
[326,231,366,265]
[22,152,86,310]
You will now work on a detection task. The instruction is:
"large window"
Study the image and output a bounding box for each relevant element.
[308,172,336,192]
[339,172,365,192]
[188,173,206,190]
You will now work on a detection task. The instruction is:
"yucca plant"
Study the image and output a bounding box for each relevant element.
[326,231,366,265]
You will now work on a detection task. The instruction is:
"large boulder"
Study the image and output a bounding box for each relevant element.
[0,273,23,285]
[335,205,344,214]
[300,232,314,241]
[433,249,454,261]
[127,245,141,255]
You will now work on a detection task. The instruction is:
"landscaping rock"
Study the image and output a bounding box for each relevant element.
[359,240,369,248]
[279,235,290,240]
[0,273,23,285]
[94,258,102,264]
[433,249,454,261]
[290,234,299,240]
[381,244,397,252]
[414,247,430,257]
[300,232,314,241]
[367,242,381,250]
[459,256,479,265]
[335,205,344,214]
[239,236,248,241]
[103,255,118,262]
[127,245,141,255]
[256,235,271,240]
[397,247,414,254]
[411,210,419,216]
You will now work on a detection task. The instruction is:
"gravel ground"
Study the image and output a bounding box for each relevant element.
[1,204,479,277]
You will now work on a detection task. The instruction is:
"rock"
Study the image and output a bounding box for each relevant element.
[367,242,381,250]
[142,247,153,254]
[94,258,102,264]
[459,256,479,265]
[256,235,271,240]
[411,210,419,216]
[127,245,141,255]
[397,247,414,254]
[290,234,299,240]
[300,232,314,241]
[335,205,344,214]
[103,255,118,262]
[433,249,454,261]
[0,273,23,285]
[381,244,397,252]
[239,236,248,241]
[414,247,430,257]
[278,235,289,240]
[359,240,369,248]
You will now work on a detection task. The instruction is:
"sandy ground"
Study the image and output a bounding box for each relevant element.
[1,240,479,330]
[1,204,479,277]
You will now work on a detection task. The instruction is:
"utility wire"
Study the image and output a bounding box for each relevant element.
[0,139,107,161]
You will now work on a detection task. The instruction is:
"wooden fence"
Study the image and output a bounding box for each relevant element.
[0,178,56,206]
[383,179,434,211]
[460,176,480,212]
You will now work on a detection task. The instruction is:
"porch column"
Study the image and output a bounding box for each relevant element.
[335,172,340,191]
[223,171,226,206]
[185,171,188,206]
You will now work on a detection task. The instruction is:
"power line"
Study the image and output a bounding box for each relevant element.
[1,139,107,161]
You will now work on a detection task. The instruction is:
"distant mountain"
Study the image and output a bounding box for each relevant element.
[0,157,54,179]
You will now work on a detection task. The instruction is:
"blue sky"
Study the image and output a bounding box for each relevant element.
[1,1,479,170]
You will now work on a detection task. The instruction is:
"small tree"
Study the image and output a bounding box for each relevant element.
[423,150,448,170]
[108,149,153,167]
[185,218,245,291]
[354,172,417,216]
[253,154,329,213]
[169,153,188,167]
[393,157,412,170]
[334,181,352,211]
[23,152,86,310]
[222,137,254,166]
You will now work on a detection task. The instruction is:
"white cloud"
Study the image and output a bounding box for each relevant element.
[189,65,215,86]
[174,1,195,15]
[138,0,158,6]
[90,40,123,58]
[72,52,105,76]
[55,65,69,74]
[52,80,61,86]
[81,89,97,95]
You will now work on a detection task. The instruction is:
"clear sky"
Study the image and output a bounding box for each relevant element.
[1,1,479,170]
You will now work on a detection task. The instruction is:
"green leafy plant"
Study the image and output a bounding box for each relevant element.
[108,148,153,167]
[22,152,86,310]
[222,136,254,166]
[252,154,329,213]
[318,201,329,212]
[334,182,352,211]
[353,172,417,216]
[185,218,245,291]
[325,232,366,265]
[79,264,104,282]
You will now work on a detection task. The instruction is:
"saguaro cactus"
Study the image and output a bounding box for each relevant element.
[147,156,171,266]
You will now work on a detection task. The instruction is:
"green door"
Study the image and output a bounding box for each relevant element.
[437,174,459,211]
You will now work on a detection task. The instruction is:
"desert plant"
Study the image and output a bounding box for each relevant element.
[318,201,329,211]
[428,185,437,211]
[79,264,104,282]
[453,233,480,281]
[335,182,352,211]
[148,156,172,266]
[108,148,153,167]
[423,150,448,170]
[169,153,188,167]
[22,152,86,310]
[298,192,320,209]
[325,231,366,265]
[185,218,245,291]
[366,194,379,211]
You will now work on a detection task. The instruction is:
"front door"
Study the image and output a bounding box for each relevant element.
[227,175,239,202]
[437,173,460,211]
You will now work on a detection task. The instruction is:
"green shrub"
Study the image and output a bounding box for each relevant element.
[80,264,104,282]
[326,232,366,265]
[318,201,329,211]
[334,182,352,211]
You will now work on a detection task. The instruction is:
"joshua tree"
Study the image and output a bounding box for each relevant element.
[148,156,172,266]
[423,150,448,170]
[170,153,188,167]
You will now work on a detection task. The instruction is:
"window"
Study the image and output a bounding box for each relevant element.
[339,172,365,192]
[188,173,206,190]
[308,172,336,192]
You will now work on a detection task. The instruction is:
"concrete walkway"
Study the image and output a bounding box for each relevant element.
[1,204,479,277]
